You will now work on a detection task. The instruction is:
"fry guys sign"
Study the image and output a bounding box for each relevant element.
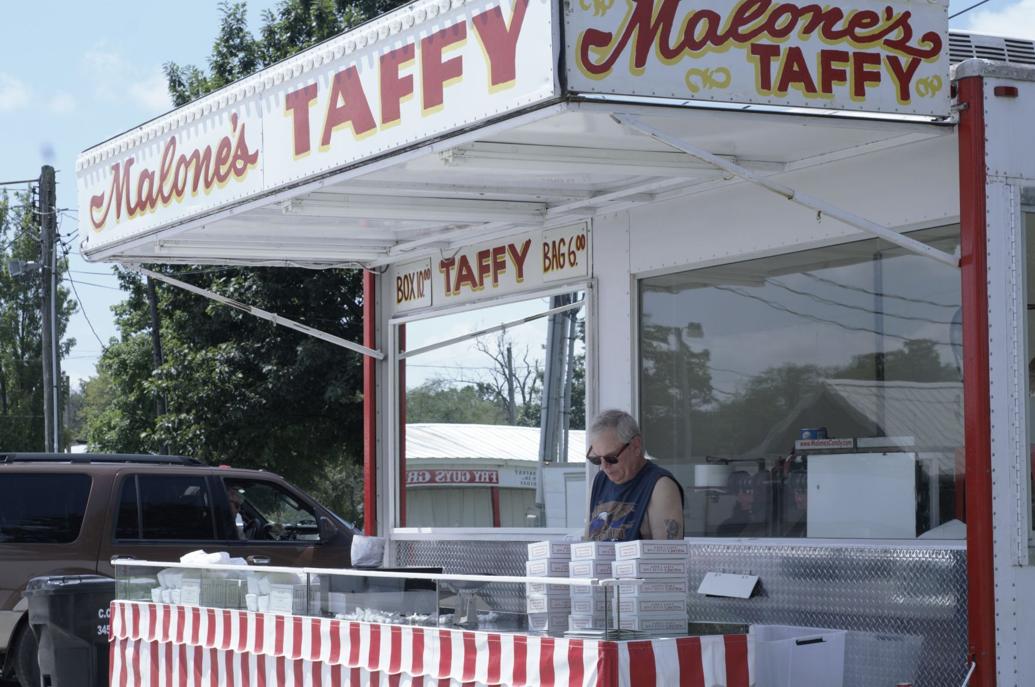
[565,0,949,117]
[76,0,558,254]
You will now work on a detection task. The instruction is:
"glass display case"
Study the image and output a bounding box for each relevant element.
[112,559,639,639]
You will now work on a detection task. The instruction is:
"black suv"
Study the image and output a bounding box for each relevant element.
[0,453,358,687]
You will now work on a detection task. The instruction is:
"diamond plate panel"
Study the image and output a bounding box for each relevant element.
[395,540,966,686]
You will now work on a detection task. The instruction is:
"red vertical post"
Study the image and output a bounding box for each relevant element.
[398,324,407,528]
[958,74,996,687]
[363,271,378,536]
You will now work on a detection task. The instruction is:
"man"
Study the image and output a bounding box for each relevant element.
[585,409,685,541]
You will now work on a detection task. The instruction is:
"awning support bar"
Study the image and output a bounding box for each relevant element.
[128,266,385,360]
[613,114,960,269]
[400,299,584,360]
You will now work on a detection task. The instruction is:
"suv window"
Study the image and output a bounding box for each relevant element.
[224,478,319,542]
[116,475,217,540]
[0,474,91,543]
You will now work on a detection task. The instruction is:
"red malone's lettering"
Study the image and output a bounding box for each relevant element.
[285,84,319,156]
[472,0,530,87]
[421,22,467,111]
[89,113,259,231]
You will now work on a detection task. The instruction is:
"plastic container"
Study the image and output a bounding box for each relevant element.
[25,575,116,687]
[749,624,847,687]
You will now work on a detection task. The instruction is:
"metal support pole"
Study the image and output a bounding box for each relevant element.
[39,166,59,452]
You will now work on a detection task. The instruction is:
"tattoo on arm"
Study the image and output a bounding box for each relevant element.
[665,519,680,539]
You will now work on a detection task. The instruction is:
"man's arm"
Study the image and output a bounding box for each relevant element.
[646,477,684,540]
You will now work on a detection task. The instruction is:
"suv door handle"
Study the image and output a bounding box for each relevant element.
[246,555,271,565]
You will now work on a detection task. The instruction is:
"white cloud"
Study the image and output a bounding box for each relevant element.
[81,44,171,115]
[0,73,29,112]
[47,92,77,114]
[963,0,1035,40]
[129,70,173,112]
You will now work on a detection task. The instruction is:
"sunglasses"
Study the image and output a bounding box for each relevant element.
[586,442,630,466]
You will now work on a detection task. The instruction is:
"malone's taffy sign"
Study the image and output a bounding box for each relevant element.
[391,224,590,313]
[76,0,558,254]
[565,0,949,117]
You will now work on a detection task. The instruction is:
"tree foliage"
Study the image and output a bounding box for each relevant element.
[88,0,411,522]
[0,191,75,450]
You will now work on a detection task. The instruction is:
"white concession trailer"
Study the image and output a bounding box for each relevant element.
[76,0,1035,681]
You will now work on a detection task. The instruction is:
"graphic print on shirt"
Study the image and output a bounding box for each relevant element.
[587,500,638,541]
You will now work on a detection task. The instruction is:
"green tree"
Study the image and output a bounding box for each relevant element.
[0,191,76,451]
[88,0,408,520]
[406,379,507,425]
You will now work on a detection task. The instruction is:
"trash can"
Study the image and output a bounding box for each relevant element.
[24,575,116,687]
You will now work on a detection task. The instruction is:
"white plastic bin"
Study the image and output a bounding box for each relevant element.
[749,624,847,687]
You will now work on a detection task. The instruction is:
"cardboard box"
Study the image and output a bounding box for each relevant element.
[527,541,571,561]
[568,614,610,632]
[615,540,690,560]
[616,579,689,596]
[570,584,610,599]
[569,560,613,578]
[570,541,616,561]
[617,596,687,615]
[526,594,571,614]
[571,596,611,615]
[617,615,689,633]
[526,559,570,577]
[527,612,568,633]
[526,582,572,596]
[612,558,689,579]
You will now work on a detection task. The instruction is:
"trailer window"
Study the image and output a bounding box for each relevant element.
[639,225,963,539]
[397,291,587,530]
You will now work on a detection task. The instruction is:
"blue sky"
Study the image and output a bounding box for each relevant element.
[0,0,1033,388]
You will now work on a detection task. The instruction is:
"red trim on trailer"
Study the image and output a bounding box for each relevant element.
[398,325,407,528]
[363,271,377,536]
[490,486,501,528]
[958,74,996,687]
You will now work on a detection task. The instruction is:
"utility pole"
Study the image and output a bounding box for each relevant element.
[38,166,60,452]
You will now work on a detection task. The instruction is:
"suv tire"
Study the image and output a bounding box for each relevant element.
[12,625,39,687]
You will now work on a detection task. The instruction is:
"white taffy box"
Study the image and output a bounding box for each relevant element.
[617,615,689,633]
[571,596,610,615]
[526,558,570,577]
[526,594,572,614]
[612,558,689,579]
[616,579,690,596]
[527,541,571,560]
[568,614,609,632]
[527,612,569,633]
[616,596,688,615]
[570,541,616,561]
[525,582,572,596]
[614,540,690,560]
[569,560,613,578]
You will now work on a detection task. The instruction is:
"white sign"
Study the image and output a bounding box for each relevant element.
[394,258,434,313]
[389,224,589,313]
[565,0,950,117]
[77,0,560,255]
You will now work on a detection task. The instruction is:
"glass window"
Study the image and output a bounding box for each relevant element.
[0,474,91,543]
[121,475,217,541]
[224,478,319,541]
[115,477,140,539]
[1023,193,1035,538]
[639,226,963,539]
[400,291,586,529]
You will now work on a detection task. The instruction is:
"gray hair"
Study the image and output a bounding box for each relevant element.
[588,409,641,444]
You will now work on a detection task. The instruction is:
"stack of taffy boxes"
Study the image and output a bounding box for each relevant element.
[525,540,571,633]
[567,541,616,633]
[611,539,690,634]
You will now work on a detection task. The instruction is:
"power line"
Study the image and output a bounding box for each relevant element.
[800,272,958,309]
[60,245,109,352]
[61,277,123,291]
[766,278,955,326]
[0,178,39,186]
[949,0,994,19]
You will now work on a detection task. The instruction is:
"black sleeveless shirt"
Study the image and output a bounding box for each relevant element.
[587,461,683,541]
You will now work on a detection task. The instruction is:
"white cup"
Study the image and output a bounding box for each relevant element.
[257,595,270,612]
[151,588,163,604]
[245,594,258,612]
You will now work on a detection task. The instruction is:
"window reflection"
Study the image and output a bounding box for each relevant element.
[639,226,964,539]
